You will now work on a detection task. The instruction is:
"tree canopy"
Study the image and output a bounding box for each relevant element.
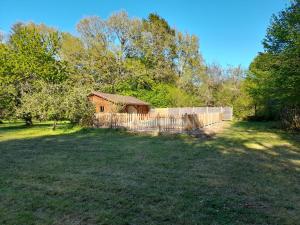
[2,10,280,126]
[247,0,300,128]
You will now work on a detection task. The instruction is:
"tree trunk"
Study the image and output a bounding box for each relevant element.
[53,121,57,130]
[23,113,32,126]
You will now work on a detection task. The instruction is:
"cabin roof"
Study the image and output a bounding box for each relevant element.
[89,91,150,106]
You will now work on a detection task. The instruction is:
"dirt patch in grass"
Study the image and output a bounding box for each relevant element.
[186,121,230,139]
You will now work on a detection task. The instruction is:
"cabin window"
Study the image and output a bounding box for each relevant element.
[99,106,104,112]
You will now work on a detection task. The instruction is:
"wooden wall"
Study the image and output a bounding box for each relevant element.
[88,95,112,113]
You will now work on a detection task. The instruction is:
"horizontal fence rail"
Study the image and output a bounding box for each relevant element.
[94,111,223,133]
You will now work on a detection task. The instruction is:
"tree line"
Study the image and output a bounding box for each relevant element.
[246,0,299,129]
[0,1,298,129]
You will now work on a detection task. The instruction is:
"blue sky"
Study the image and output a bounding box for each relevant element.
[0,0,289,68]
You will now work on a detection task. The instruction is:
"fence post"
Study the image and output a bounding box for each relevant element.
[109,112,112,128]
[192,113,195,130]
[157,113,161,133]
[220,106,223,120]
[181,114,184,132]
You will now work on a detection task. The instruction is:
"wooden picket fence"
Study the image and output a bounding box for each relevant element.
[150,106,233,120]
[94,112,222,133]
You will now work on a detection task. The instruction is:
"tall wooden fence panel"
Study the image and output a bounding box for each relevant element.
[150,107,233,120]
[94,112,222,133]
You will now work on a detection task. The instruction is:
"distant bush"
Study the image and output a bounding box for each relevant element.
[280,107,300,131]
[118,83,202,108]
[64,86,95,126]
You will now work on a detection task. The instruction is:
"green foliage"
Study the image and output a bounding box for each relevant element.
[1,11,255,124]
[198,64,253,119]
[17,82,66,123]
[8,23,68,84]
[63,85,95,126]
[17,81,95,127]
[247,0,300,128]
[0,84,17,120]
[117,81,202,108]
[0,23,69,123]
[263,0,300,55]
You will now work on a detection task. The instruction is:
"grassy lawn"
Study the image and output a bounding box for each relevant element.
[0,121,299,225]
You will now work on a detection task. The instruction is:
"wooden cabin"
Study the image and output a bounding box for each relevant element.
[88,91,150,114]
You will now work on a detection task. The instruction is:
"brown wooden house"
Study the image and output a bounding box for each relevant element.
[88,91,150,114]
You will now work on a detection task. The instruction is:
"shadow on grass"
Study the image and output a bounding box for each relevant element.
[0,122,32,131]
[0,122,299,225]
[0,121,63,131]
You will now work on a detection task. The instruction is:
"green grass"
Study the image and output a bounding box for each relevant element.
[0,121,299,225]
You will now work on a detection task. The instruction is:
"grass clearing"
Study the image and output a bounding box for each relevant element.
[0,121,299,225]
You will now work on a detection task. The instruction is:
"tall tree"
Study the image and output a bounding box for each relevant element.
[248,0,300,128]
[77,16,122,93]
[0,23,68,124]
[176,32,205,94]
[137,13,177,83]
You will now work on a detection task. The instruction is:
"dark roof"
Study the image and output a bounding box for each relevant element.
[90,91,150,106]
